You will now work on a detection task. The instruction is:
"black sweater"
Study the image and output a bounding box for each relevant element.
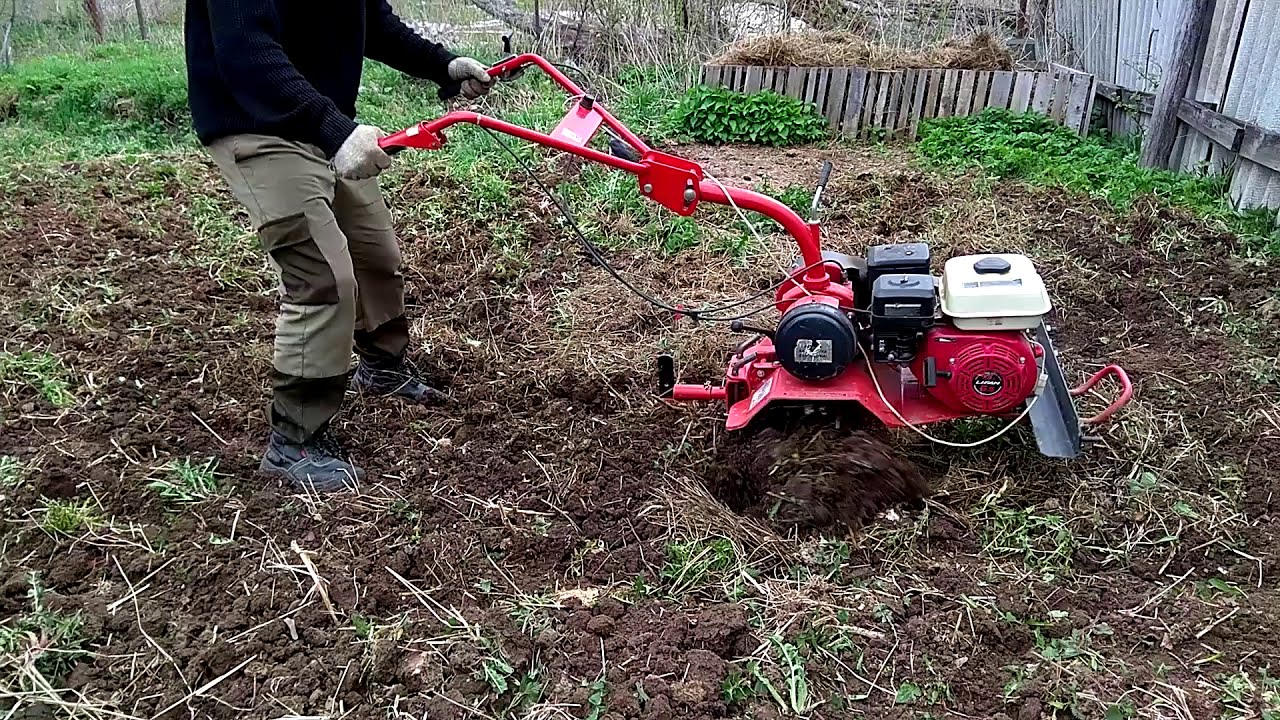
[185,0,456,158]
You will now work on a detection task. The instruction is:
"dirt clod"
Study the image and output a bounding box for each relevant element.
[711,419,928,532]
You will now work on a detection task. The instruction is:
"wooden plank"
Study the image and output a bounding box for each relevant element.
[734,66,749,93]
[1030,71,1055,113]
[956,70,976,116]
[909,70,930,139]
[988,70,1014,109]
[1239,125,1280,174]
[744,66,763,93]
[1010,71,1035,112]
[938,70,960,117]
[1050,70,1072,121]
[785,67,805,99]
[884,72,904,137]
[860,72,884,140]
[924,69,943,119]
[1079,75,1098,135]
[1140,0,1214,168]
[872,72,894,138]
[812,69,832,115]
[704,65,722,88]
[841,68,868,136]
[971,71,992,114]
[1064,73,1093,134]
[825,68,850,129]
[1179,101,1244,151]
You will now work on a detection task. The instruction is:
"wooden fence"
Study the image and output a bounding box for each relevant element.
[701,64,1098,139]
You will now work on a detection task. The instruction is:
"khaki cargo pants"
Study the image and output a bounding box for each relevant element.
[210,134,408,443]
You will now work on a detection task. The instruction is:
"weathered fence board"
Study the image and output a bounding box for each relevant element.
[702,65,1096,138]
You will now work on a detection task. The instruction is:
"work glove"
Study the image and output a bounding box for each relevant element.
[447,57,494,99]
[333,125,392,180]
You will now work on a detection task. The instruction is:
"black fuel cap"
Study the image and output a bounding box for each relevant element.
[974,256,1012,274]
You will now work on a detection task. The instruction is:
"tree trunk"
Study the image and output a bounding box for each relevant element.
[1139,0,1213,169]
[134,0,149,40]
[84,0,105,41]
[1,0,15,67]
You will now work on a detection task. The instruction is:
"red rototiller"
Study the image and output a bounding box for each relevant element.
[381,52,1133,458]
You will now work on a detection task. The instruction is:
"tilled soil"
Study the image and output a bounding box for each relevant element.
[2,147,1279,720]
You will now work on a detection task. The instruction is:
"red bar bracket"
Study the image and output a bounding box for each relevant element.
[638,151,703,216]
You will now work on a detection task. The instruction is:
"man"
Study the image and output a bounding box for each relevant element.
[185,0,493,492]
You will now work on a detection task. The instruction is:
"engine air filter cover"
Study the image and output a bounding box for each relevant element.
[774,300,858,381]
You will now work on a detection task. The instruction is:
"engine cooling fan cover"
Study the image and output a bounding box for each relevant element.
[918,329,1038,414]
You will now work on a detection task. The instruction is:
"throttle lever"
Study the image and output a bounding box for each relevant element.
[809,160,833,221]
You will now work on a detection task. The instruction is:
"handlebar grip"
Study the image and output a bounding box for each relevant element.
[817,160,833,188]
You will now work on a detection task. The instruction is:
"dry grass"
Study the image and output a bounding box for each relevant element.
[713,29,1015,70]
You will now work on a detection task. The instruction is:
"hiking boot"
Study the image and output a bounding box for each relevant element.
[259,429,365,493]
[351,356,447,405]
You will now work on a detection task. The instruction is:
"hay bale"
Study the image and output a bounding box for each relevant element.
[713,30,1014,71]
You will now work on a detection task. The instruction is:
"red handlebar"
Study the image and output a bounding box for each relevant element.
[377,53,831,289]
[1070,364,1133,425]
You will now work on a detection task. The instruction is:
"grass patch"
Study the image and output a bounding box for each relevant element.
[0,350,75,408]
[148,458,222,505]
[0,42,191,159]
[38,497,103,536]
[0,456,26,488]
[917,109,1279,254]
[0,574,91,686]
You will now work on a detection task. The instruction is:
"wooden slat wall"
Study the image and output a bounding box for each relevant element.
[702,65,1097,138]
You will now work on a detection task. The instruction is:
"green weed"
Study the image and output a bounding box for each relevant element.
[917,109,1279,253]
[38,497,102,536]
[650,215,701,255]
[721,670,755,705]
[0,456,26,488]
[480,655,515,694]
[976,488,1078,579]
[0,574,90,684]
[661,538,738,595]
[585,674,608,720]
[667,85,828,146]
[507,666,546,714]
[148,457,221,505]
[770,636,811,713]
[0,350,75,408]
[896,681,923,704]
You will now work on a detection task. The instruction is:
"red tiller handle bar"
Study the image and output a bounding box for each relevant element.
[377,53,830,287]
[1070,364,1133,425]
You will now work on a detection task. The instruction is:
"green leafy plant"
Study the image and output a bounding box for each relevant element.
[917,109,1278,253]
[667,86,828,146]
[721,670,755,705]
[661,538,737,595]
[585,674,608,720]
[480,655,515,694]
[896,681,923,704]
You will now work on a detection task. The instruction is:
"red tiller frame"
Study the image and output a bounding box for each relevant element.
[379,53,831,289]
